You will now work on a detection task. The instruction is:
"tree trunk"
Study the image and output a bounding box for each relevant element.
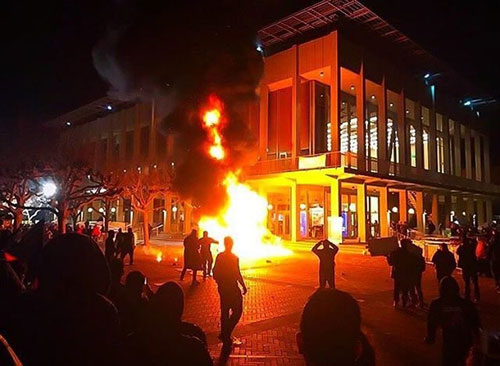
[14,208,23,231]
[58,202,69,234]
[104,200,110,233]
[143,209,150,246]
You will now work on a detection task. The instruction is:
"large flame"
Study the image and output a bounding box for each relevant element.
[198,95,291,260]
[199,172,291,260]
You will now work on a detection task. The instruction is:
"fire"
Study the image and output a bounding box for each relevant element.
[202,97,225,160]
[199,172,291,260]
[156,252,163,263]
[197,95,291,260]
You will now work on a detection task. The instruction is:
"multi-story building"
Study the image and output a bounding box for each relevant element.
[49,0,500,243]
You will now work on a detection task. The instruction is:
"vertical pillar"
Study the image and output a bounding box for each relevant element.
[476,199,485,226]
[259,85,269,159]
[399,190,408,223]
[415,101,423,170]
[330,179,340,217]
[474,134,482,181]
[397,90,407,166]
[378,78,388,174]
[356,63,366,172]
[379,186,389,237]
[486,200,493,224]
[184,200,192,234]
[429,108,437,172]
[443,117,450,174]
[454,124,461,176]
[356,184,367,242]
[466,196,475,224]
[290,180,298,242]
[464,126,472,179]
[484,137,491,183]
[415,191,424,233]
[164,193,172,233]
[329,32,340,153]
[291,45,300,168]
[431,193,439,227]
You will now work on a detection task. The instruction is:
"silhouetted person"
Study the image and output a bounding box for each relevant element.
[123,282,213,366]
[107,258,127,323]
[312,239,338,289]
[105,230,116,262]
[489,233,500,291]
[122,271,150,336]
[115,228,124,256]
[180,229,201,285]
[199,231,218,279]
[426,276,481,366]
[213,236,247,345]
[5,233,119,366]
[121,227,135,265]
[428,219,436,235]
[406,239,426,307]
[457,237,480,302]
[0,260,25,333]
[298,289,375,366]
[387,239,415,307]
[431,244,456,283]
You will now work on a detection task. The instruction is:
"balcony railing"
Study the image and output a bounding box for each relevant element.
[246,152,500,195]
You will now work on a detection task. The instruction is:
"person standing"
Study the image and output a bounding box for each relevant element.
[199,231,218,279]
[312,239,339,289]
[180,229,201,285]
[431,244,456,283]
[115,228,124,257]
[213,236,247,345]
[121,227,136,265]
[489,233,500,292]
[426,276,481,366]
[406,239,426,307]
[104,230,116,262]
[387,239,415,307]
[457,236,480,302]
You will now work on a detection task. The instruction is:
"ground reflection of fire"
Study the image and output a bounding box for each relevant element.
[198,95,291,260]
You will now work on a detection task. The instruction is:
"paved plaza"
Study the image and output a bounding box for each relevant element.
[125,242,500,366]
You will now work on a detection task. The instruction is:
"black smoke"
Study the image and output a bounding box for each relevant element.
[93,0,264,215]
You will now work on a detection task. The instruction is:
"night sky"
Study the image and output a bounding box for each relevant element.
[1,0,499,142]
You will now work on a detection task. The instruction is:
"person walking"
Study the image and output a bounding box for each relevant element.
[213,236,247,345]
[104,230,116,262]
[180,229,201,285]
[199,231,218,279]
[121,227,136,265]
[407,239,426,307]
[457,236,480,302]
[426,276,481,366]
[312,239,339,289]
[431,244,456,283]
[115,228,124,257]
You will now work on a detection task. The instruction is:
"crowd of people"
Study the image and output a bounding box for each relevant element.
[2,217,500,365]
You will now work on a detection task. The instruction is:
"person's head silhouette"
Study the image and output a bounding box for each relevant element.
[298,289,374,366]
[224,236,234,252]
[203,231,208,238]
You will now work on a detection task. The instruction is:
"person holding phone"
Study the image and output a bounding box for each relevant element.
[312,239,339,289]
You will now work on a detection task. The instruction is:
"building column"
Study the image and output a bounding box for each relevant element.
[328,178,341,243]
[377,78,388,173]
[415,101,423,170]
[484,137,491,183]
[356,63,366,172]
[290,180,298,242]
[474,133,482,181]
[486,200,493,223]
[415,191,424,233]
[443,117,451,175]
[291,45,300,169]
[357,184,367,242]
[379,186,389,237]
[398,190,408,223]
[464,126,472,179]
[431,193,439,227]
[259,85,269,159]
[329,32,340,153]
[397,90,407,166]
[454,124,461,177]
[476,199,485,227]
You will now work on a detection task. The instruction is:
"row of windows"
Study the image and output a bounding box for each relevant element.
[266,80,486,181]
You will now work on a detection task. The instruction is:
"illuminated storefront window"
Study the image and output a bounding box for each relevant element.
[423,128,430,170]
[387,118,399,164]
[436,136,445,173]
[340,93,357,168]
[409,125,417,167]
[365,98,378,172]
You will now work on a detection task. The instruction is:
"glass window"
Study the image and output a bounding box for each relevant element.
[314,82,331,154]
[157,131,166,157]
[140,126,150,157]
[449,120,455,175]
[423,128,430,170]
[409,125,417,167]
[340,93,357,167]
[421,106,430,126]
[126,130,134,159]
[113,134,120,159]
[436,136,445,173]
[268,87,292,158]
[365,97,378,172]
[436,113,443,132]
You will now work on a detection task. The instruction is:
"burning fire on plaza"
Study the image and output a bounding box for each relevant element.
[197,95,291,260]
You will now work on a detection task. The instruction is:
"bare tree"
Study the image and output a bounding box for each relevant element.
[120,167,171,246]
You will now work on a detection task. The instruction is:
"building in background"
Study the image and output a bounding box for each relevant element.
[48,0,500,242]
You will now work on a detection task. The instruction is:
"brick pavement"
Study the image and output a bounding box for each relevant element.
[125,244,500,366]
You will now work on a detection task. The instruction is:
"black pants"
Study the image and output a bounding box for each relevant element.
[202,253,213,278]
[319,267,335,288]
[121,249,134,265]
[442,346,469,366]
[413,274,424,304]
[218,288,243,342]
[462,269,480,300]
[394,277,411,306]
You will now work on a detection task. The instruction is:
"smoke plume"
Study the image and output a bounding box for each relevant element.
[93,0,264,215]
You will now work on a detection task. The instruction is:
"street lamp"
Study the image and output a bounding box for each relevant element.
[42,182,57,198]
